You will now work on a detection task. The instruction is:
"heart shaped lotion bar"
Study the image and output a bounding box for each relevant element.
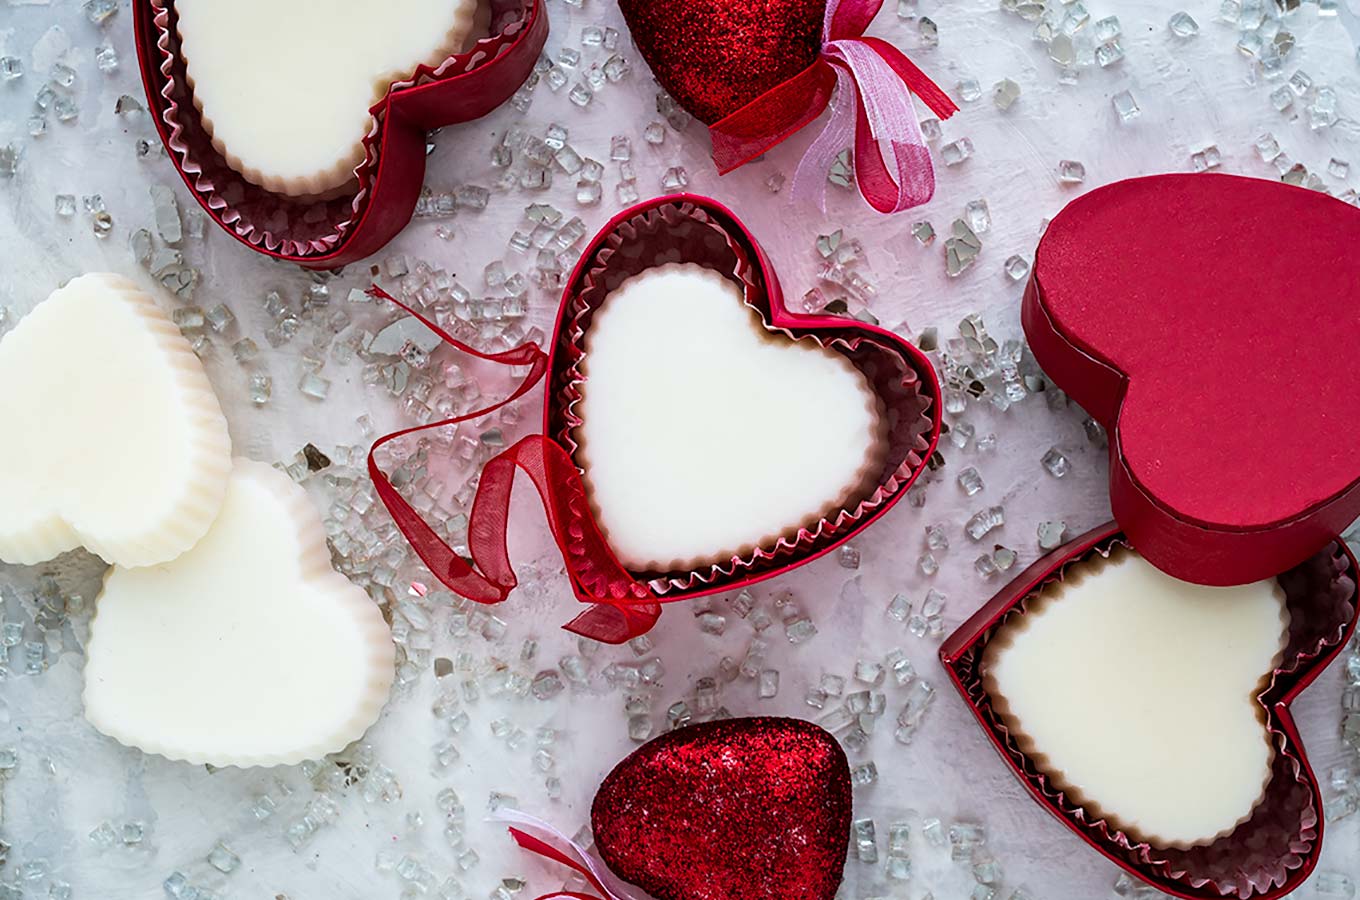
[576,263,888,573]
[983,546,1289,848]
[0,274,230,568]
[84,460,394,767]
[174,0,487,197]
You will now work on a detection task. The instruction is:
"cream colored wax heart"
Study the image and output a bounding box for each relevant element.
[175,0,488,197]
[0,274,231,568]
[84,461,395,767]
[983,547,1289,848]
[575,263,888,574]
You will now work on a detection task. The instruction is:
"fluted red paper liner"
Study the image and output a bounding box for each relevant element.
[134,0,546,268]
[547,196,939,597]
[940,523,1359,900]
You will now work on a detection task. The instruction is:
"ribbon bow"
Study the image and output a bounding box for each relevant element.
[709,0,957,214]
[365,285,661,645]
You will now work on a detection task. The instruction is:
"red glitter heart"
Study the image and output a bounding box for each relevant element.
[591,717,852,900]
[618,0,827,124]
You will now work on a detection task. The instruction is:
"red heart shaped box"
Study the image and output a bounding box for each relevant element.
[941,174,1360,897]
[546,194,941,601]
[132,0,547,269]
[940,523,1358,900]
[1021,173,1360,587]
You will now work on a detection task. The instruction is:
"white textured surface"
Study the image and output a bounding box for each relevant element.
[0,0,1358,898]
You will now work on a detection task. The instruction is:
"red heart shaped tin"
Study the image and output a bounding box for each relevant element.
[368,194,940,643]
[547,194,941,601]
[132,0,547,268]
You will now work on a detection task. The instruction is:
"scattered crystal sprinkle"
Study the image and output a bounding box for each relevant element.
[1004,255,1031,282]
[965,506,1006,541]
[993,79,1021,111]
[1056,160,1086,184]
[1191,145,1222,172]
[1041,447,1072,478]
[1168,11,1200,37]
[941,138,975,167]
[1112,90,1140,123]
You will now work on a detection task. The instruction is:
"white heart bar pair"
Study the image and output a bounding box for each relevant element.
[0,275,393,767]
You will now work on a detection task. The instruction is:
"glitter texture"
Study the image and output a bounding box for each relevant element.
[617,0,826,124]
[592,717,851,900]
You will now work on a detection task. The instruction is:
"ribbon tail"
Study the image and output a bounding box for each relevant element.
[365,285,549,603]
[791,66,858,213]
[850,78,936,213]
[860,36,958,120]
[562,601,662,644]
[472,436,657,645]
[818,40,939,213]
[366,285,659,641]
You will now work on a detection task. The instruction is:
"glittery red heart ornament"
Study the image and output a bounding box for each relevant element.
[618,0,828,124]
[591,717,851,900]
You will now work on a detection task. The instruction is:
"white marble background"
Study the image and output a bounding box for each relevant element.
[0,0,1358,898]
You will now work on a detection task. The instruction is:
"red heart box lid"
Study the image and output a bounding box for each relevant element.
[1023,173,1360,585]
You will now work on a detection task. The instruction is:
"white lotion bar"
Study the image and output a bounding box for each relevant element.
[0,273,230,568]
[576,263,887,573]
[984,547,1289,847]
[84,461,395,768]
[175,0,487,197]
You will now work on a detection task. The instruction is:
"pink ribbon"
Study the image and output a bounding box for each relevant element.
[710,0,956,215]
[493,810,652,900]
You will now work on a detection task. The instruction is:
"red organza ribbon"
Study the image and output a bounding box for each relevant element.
[708,0,958,214]
[366,286,660,644]
[498,810,652,900]
[509,829,618,900]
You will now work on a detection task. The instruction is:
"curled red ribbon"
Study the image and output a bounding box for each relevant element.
[708,0,957,214]
[508,829,617,900]
[366,286,660,644]
[498,811,652,900]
